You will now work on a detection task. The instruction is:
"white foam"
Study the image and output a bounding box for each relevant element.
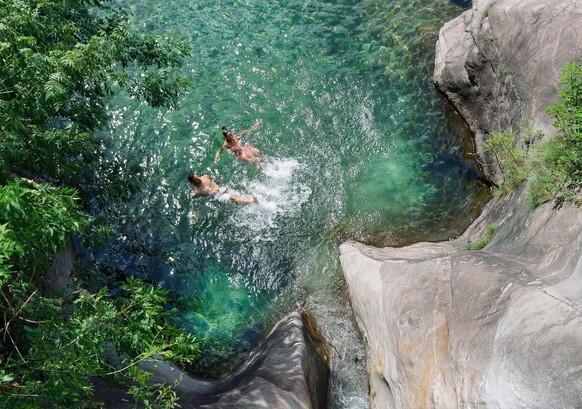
[261,157,300,179]
[229,157,312,239]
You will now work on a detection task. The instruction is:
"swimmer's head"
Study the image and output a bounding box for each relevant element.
[188,172,202,187]
[221,126,231,137]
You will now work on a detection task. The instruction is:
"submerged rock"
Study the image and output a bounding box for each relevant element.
[340,187,582,408]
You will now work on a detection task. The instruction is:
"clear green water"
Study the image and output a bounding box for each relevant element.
[96,0,482,406]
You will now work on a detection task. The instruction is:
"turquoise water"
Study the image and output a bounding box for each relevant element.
[95,0,483,406]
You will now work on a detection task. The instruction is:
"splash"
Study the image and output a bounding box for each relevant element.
[230,158,312,238]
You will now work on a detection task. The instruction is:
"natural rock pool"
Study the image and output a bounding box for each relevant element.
[93,0,486,407]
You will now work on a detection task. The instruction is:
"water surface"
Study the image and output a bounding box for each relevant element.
[96,0,483,406]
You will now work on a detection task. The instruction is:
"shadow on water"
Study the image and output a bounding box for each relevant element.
[90,0,489,407]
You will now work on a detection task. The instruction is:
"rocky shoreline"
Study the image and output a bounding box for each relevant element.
[339,0,582,408]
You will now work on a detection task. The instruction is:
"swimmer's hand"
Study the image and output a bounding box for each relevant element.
[251,119,260,130]
[252,194,258,203]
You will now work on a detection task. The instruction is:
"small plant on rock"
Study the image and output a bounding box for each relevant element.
[466,220,500,250]
[485,125,539,196]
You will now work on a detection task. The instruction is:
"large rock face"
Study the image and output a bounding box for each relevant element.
[340,188,582,408]
[177,312,329,409]
[434,0,582,182]
[340,3,582,405]
[96,311,329,409]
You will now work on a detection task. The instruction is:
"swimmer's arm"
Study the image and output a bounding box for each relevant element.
[213,143,226,165]
[229,194,258,205]
[236,120,260,137]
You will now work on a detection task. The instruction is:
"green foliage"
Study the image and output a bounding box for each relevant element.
[485,125,542,196]
[485,61,582,208]
[466,221,499,250]
[0,179,199,408]
[0,178,95,283]
[524,60,582,208]
[523,137,565,209]
[546,61,582,191]
[0,277,200,409]
[0,223,19,285]
[0,0,190,184]
[0,1,198,407]
[485,126,567,208]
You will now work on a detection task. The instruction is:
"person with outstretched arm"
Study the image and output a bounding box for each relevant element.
[214,120,262,165]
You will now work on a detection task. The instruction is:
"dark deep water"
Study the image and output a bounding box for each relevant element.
[92,0,485,407]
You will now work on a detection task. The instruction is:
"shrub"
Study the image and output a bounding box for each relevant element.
[0,0,190,185]
[483,61,582,208]
[1,277,201,409]
[484,125,537,197]
[0,1,198,406]
[0,179,200,408]
[546,61,582,193]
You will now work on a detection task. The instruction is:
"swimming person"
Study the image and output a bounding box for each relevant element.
[213,120,262,165]
[188,172,258,205]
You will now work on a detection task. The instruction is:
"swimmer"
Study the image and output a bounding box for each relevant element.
[188,172,258,205]
[214,120,262,165]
